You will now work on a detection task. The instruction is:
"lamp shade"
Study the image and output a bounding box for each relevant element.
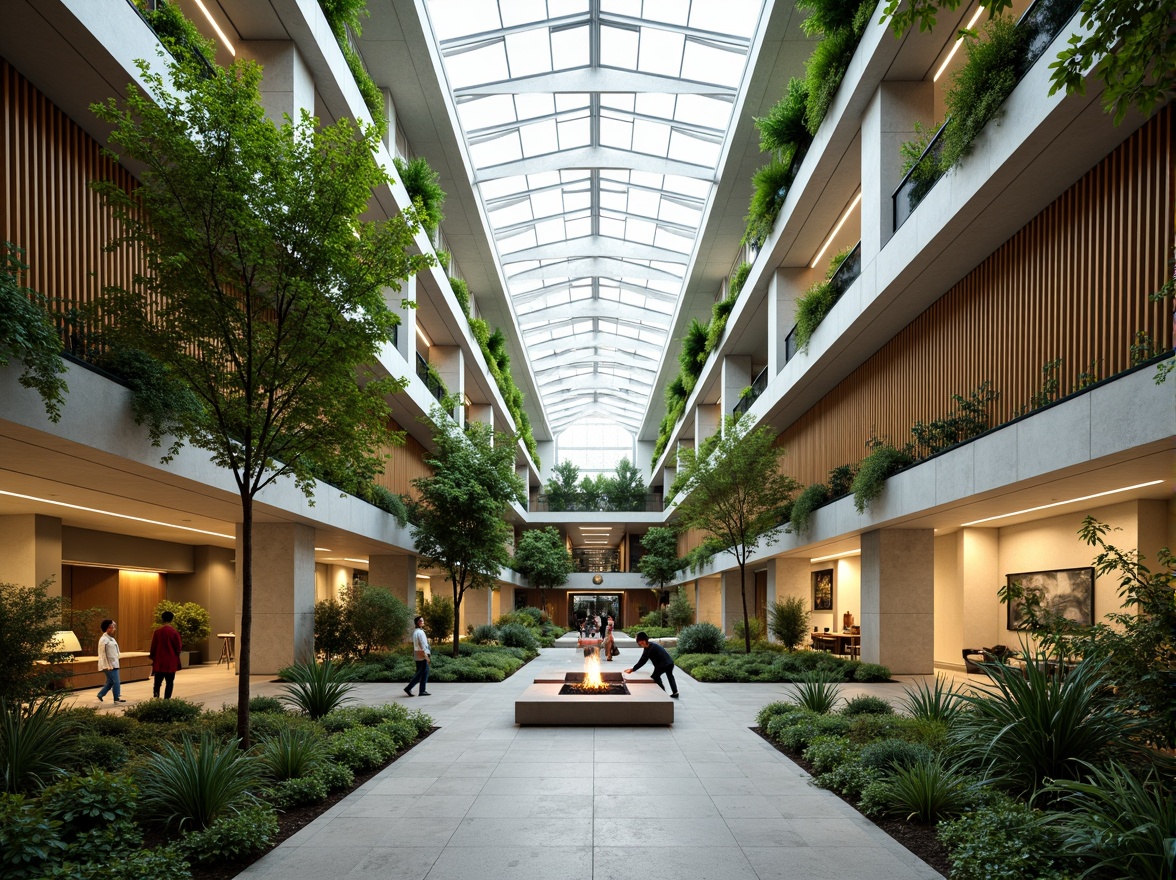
[48,630,83,654]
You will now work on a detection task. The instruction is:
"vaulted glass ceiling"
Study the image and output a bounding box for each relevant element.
[421,0,766,436]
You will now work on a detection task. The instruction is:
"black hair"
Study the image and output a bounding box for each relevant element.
[100,619,114,632]
[635,631,648,642]
[414,616,424,626]
[161,610,175,623]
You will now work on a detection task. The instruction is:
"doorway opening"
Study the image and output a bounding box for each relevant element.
[569,593,621,633]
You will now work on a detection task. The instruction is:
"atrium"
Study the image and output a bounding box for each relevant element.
[0,0,1172,675]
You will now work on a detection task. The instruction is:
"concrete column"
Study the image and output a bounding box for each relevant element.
[168,545,235,663]
[695,403,720,448]
[861,528,934,674]
[390,274,417,364]
[368,554,417,612]
[692,578,701,624]
[959,528,1000,653]
[722,569,748,635]
[761,557,810,640]
[235,522,316,674]
[861,81,934,260]
[429,345,463,422]
[382,88,397,156]
[721,355,752,426]
[239,41,314,125]
[768,267,808,376]
[0,514,62,595]
[463,587,494,631]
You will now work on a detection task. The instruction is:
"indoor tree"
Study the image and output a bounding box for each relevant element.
[671,417,800,653]
[545,460,582,511]
[411,412,525,656]
[638,527,686,595]
[91,52,429,745]
[512,527,573,615]
[601,457,647,511]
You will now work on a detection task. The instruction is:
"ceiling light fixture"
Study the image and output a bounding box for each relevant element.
[315,547,332,552]
[934,5,986,81]
[961,480,1164,527]
[809,549,861,563]
[344,557,369,564]
[0,490,232,539]
[193,0,236,56]
[810,191,862,268]
[416,324,432,347]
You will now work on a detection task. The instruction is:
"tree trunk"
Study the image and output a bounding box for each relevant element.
[739,560,751,654]
[237,492,253,748]
[452,576,462,658]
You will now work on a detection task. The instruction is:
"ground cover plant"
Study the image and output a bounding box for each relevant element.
[1,689,432,879]
[344,639,538,683]
[676,646,890,684]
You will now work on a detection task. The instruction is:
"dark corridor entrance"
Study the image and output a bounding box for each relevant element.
[569,593,621,632]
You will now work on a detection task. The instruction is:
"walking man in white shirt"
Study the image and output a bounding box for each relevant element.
[96,619,126,702]
[404,616,432,697]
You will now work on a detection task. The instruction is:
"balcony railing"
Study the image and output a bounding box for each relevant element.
[128,0,218,78]
[415,352,446,403]
[733,365,770,416]
[782,240,862,367]
[892,0,1083,230]
[531,494,664,513]
[572,548,621,573]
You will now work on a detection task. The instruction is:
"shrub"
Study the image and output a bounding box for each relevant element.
[1048,762,1175,880]
[768,596,810,651]
[0,243,68,424]
[125,698,202,725]
[73,733,128,771]
[793,672,841,714]
[178,803,277,865]
[1,697,74,794]
[40,769,137,836]
[0,580,66,701]
[313,760,354,792]
[803,734,857,774]
[0,793,67,880]
[858,738,935,774]
[327,726,396,773]
[815,759,873,798]
[280,660,357,720]
[764,708,816,740]
[742,155,793,246]
[756,701,803,729]
[470,624,500,645]
[733,616,766,644]
[666,588,695,631]
[848,714,927,746]
[449,276,471,316]
[152,600,211,649]
[954,655,1140,797]
[755,77,810,153]
[497,623,539,651]
[862,755,975,823]
[313,597,351,661]
[268,773,329,809]
[420,594,454,642]
[256,726,328,781]
[322,703,410,731]
[852,662,891,683]
[676,622,726,654]
[392,156,445,236]
[346,581,411,657]
[841,695,893,717]
[789,482,829,533]
[248,696,286,715]
[851,441,914,512]
[939,793,1072,880]
[900,677,965,727]
[138,732,261,831]
[773,713,852,752]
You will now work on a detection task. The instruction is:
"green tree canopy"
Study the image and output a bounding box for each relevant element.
[0,244,67,422]
[601,457,647,511]
[512,527,573,611]
[411,413,525,655]
[91,53,429,745]
[638,527,685,591]
[545,460,581,511]
[671,417,800,653]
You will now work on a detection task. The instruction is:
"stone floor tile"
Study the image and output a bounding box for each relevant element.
[594,846,760,880]
[424,845,593,880]
[743,845,933,880]
[594,793,719,818]
[710,794,786,818]
[465,793,594,818]
[445,815,593,848]
[593,815,737,847]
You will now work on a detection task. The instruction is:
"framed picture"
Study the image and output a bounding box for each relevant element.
[812,569,834,611]
[1005,567,1095,630]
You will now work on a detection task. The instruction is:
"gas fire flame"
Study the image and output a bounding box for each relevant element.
[581,647,607,689]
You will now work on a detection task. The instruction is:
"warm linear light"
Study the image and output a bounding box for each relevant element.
[810,549,861,563]
[810,191,862,268]
[934,5,986,82]
[0,490,232,539]
[315,547,332,551]
[961,481,1165,526]
[344,557,368,564]
[416,324,432,347]
[193,0,236,56]
[579,527,611,531]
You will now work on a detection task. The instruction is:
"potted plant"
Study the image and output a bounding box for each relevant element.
[153,600,211,667]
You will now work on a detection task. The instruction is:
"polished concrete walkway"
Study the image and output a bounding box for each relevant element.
[225,648,945,880]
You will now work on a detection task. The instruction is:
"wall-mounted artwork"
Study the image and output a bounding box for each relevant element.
[812,569,834,611]
[1005,567,1095,630]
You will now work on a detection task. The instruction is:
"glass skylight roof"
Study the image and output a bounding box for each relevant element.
[422,0,765,435]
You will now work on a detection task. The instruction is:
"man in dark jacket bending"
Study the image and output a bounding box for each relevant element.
[625,631,680,698]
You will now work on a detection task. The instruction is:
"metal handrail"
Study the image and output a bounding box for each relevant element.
[781,240,862,366]
[733,365,770,415]
[415,352,446,402]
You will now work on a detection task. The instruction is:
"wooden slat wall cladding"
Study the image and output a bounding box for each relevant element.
[374,416,433,498]
[778,106,1174,488]
[0,58,139,321]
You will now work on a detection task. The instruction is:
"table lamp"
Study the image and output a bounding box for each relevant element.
[47,630,83,659]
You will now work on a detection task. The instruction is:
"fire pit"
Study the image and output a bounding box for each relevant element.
[514,647,673,725]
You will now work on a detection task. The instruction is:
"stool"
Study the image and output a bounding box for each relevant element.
[216,632,235,668]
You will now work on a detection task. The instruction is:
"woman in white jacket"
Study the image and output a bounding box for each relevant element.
[96,619,125,702]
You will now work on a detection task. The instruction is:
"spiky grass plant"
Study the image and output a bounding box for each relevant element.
[793,671,842,714]
[138,732,261,830]
[280,660,357,720]
[0,697,74,794]
[255,726,329,781]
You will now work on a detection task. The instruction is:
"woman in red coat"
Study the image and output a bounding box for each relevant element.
[149,610,183,699]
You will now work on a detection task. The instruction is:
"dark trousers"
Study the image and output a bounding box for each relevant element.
[651,665,678,694]
[407,658,429,694]
[153,671,176,699]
